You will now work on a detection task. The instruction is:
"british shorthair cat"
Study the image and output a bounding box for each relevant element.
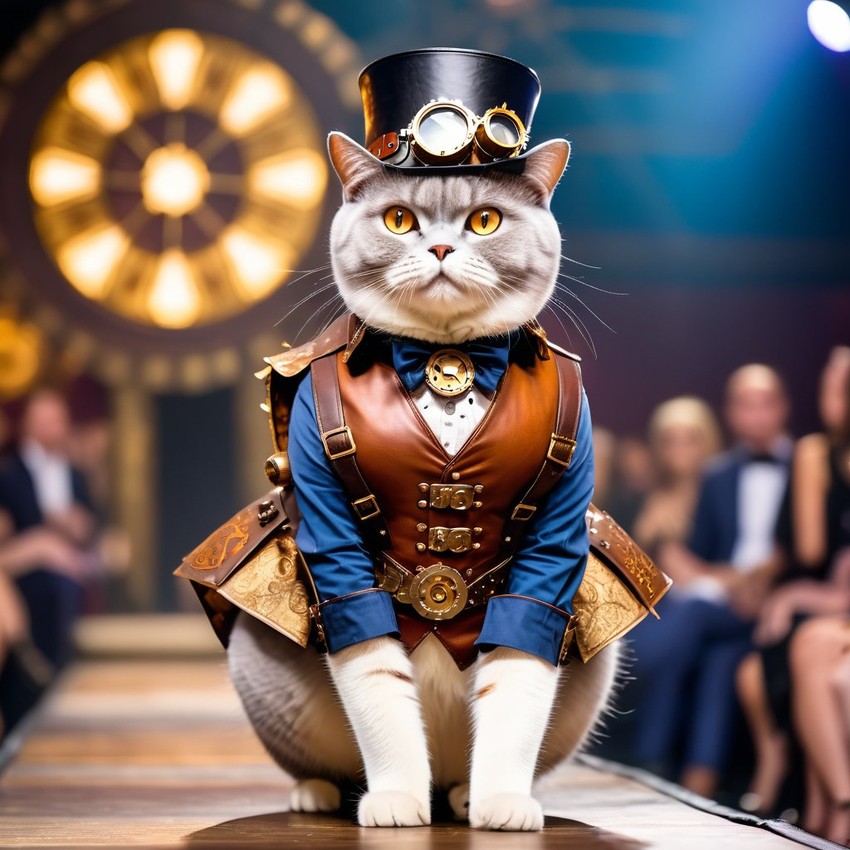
[226,132,619,831]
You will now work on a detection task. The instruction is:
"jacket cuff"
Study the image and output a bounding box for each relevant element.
[318,588,399,653]
[475,594,573,667]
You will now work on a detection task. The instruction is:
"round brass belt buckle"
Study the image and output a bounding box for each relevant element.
[408,563,468,620]
[424,350,475,397]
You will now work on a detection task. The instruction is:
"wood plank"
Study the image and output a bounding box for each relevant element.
[0,635,813,848]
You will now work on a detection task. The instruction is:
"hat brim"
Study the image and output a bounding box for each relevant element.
[375,150,531,177]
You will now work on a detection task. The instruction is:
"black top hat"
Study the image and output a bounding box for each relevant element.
[357,48,542,175]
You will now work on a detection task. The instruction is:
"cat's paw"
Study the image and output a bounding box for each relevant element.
[289,779,341,813]
[448,783,470,821]
[469,793,544,831]
[358,790,430,827]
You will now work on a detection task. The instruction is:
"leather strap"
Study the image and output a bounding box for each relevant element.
[311,354,392,549]
[501,355,583,550]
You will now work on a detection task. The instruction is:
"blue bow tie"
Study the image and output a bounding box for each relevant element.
[391,338,510,395]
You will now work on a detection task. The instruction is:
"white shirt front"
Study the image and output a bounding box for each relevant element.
[410,385,490,457]
[730,460,788,571]
[20,438,74,517]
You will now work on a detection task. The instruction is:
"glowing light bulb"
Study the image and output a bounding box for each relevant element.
[148,250,200,328]
[149,29,204,110]
[220,225,289,299]
[67,61,134,133]
[56,225,130,299]
[808,0,850,52]
[141,143,210,217]
[247,149,327,209]
[220,64,291,136]
[30,148,101,206]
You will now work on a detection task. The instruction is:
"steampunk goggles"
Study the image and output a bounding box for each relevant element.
[368,100,529,166]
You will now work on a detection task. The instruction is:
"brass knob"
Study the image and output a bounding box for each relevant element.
[265,452,291,486]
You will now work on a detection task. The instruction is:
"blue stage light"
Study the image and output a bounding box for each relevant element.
[808,0,850,52]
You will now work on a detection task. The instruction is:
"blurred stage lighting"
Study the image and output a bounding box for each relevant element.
[808,0,850,52]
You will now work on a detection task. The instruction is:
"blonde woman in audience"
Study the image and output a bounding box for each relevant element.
[632,396,722,557]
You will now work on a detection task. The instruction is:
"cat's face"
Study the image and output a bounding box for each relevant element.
[327,134,570,344]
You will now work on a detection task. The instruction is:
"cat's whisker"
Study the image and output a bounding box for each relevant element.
[291,292,347,344]
[545,297,598,358]
[555,284,617,334]
[556,270,628,297]
[275,281,342,327]
[558,252,602,272]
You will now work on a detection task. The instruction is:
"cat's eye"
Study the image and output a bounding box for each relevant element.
[383,206,418,234]
[466,207,502,236]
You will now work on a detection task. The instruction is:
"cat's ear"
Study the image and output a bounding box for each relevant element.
[328,132,383,200]
[521,139,571,204]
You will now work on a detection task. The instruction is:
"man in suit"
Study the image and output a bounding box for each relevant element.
[630,365,792,799]
[0,389,96,672]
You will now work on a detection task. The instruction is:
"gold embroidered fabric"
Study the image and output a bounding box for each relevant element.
[572,551,649,661]
[216,533,312,647]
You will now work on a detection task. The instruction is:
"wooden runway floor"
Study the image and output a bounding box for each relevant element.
[0,621,826,849]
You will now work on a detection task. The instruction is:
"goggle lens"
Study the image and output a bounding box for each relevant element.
[487,114,521,147]
[417,107,471,154]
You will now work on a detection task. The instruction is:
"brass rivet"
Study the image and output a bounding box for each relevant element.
[473,543,481,550]
[417,500,428,508]
[416,522,427,532]
[466,569,473,576]
[451,472,461,481]
[379,530,387,536]
[473,500,483,508]
[416,543,426,552]
[504,536,511,543]
[474,485,483,493]
[473,527,482,534]
[419,483,429,492]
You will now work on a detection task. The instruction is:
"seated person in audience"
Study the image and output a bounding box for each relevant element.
[790,611,850,846]
[630,365,791,799]
[0,389,97,672]
[631,396,721,557]
[738,346,850,821]
[0,569,28,737]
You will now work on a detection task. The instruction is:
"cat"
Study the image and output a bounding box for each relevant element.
[227,132,619,831]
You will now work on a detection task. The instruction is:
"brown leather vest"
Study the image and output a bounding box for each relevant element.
[333,348,561,665]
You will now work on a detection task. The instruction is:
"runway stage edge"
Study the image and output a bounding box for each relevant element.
[0,614,839,849]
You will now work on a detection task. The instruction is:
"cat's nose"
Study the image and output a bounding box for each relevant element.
[428,244,455,262]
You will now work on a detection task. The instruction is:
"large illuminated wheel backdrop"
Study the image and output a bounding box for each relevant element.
[0,0,360,391]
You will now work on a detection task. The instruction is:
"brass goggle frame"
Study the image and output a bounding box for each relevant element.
[407,100,529,166]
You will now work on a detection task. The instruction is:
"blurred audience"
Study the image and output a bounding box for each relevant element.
[631,396,722,556]
[736,346,850,838]
[791,616,850,845]
[0,389,101,730]
[627,365,791,799]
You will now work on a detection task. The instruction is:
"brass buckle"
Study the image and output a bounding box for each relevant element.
[408,564,468,620]
[428,526,472,553]
[547,433,577,468]
[321,425,356,460]
[351,494,381,521]
[511,503,537,521]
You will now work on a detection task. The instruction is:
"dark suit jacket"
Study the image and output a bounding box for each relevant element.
[688,447,790,564]
[0,452,92,533]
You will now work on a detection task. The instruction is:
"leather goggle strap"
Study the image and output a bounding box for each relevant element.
[310,354,392,549]
[502,355,583,550]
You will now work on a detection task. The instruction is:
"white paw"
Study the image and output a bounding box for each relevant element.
[448,783,470,821]
[358,790,430,827]
[289,779,340,813]
[469,793,544,831]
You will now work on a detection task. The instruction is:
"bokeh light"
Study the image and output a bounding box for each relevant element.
[807,0,850,52]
